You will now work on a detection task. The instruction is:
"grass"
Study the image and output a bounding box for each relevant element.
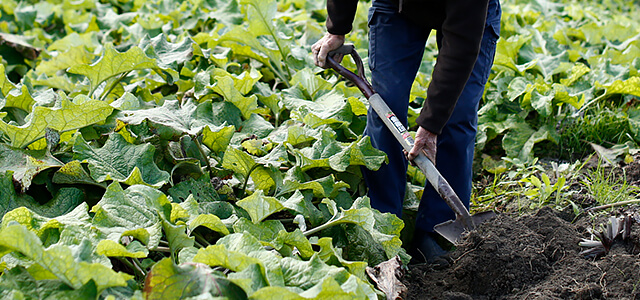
[581,161,639,206]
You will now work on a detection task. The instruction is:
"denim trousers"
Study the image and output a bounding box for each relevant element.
[362,0,502,232]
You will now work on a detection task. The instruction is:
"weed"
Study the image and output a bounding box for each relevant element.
[581,161,639,206]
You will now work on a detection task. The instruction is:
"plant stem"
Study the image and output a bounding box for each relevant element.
[193,134,213,177]
[100,71,131,101]
[585,199,640,212]
[241,163,261,197]
[117,257,145,279]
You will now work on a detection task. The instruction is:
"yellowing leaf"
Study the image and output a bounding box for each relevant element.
[96,239,149,258]
[201,124,235,153]
[0,97,113,148]
[0,224,131,291]
[236,190,285,224]
[36,46,94,76]
[67,44,157,94]
[210,75,259,119]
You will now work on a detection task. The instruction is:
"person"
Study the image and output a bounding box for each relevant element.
[312,0,501,265]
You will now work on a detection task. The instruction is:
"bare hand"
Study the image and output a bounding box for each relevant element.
[407,126,437,164]
[311,33,345,68]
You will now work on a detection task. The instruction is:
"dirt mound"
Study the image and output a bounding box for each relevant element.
[403,207,640,299]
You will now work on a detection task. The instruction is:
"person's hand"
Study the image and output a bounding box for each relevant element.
[311,33,345,68]
[407,126,437,164]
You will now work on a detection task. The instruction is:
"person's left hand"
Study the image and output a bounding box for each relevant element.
[407,126,437,164]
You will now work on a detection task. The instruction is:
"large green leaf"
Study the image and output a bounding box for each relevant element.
[35,46,94,76]
[67,44,157,94]
[90,183,169,249]
[0,266,98,300]
[0,97,113,148]
[290,132,387,172]
[73,133,170,187]
[0,144,62,191]
[0,224,131,291]
[236,190,285,224]
[143,258,247,300]
[118,99,215,139]
[0,64,16,97]
[201,124,235,153]
[210,75,259,119]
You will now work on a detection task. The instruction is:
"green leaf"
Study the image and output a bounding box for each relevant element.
[278,254,375,298]
[96,240,149,258]
[222,147,276,191]
[280,172,349,199]
[236,190,285,224]
[202,124,235,153]
[35,46,94,76]
[73,133,170,187]
[0,224,131,291]
[0,64,16,97]
[0,144,62,191]
[195,233,285,286]
[188,214,230,236]
[67,44,157,94]
[315,237,367,281]
[3,85,34,113]
[598,76,640,97]
[119,99,215,139]
[232,218,285,244]
[90,183,168,249]
[162,219,194,255]
[0,97,114,148]
[167,176,221,203]
[290,133,387,172]
[52,160,104,187]
[210,75,259,119]
[274,229,314,259]
[0,266,99,300]
[503,123,555,161]
[143,257,247,300]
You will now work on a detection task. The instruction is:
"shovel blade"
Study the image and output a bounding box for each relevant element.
[433,211,497,245]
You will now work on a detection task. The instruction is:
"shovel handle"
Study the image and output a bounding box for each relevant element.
[326,44,476,229]
[326,44,374,98]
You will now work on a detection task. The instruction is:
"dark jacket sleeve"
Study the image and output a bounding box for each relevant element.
[326,0,359,35]
[415,0,490,134]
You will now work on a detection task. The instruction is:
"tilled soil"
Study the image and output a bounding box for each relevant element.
[403,207,640,299]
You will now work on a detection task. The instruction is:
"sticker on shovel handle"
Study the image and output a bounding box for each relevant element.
[386,113,415,146]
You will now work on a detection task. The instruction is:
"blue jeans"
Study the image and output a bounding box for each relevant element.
[363,0,501,233]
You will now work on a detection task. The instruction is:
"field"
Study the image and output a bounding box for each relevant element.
[1,0,640,299]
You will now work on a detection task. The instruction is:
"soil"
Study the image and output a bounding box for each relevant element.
[402,207,640,299]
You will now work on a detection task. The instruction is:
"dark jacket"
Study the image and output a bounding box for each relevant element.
[326,0,489,135]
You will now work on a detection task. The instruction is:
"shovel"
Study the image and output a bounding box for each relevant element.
[325,44,496,245]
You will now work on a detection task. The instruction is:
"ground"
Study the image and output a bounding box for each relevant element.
[402,206,640,299]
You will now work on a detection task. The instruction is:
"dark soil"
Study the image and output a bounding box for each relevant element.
[402,207,640,299]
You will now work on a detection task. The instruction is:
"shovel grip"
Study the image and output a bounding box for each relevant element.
[326,44,374,98]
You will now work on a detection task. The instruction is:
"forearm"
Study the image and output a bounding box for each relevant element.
[326,0,359,35]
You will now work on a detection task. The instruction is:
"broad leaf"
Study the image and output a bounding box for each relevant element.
[236,190,285,224]
[143,258,247,300]
[73,133,170,187]
[67,44,157,94]
[0,144,62,191]
[90,183,169,249]
[0,224,131,291]
[0,97,113,148]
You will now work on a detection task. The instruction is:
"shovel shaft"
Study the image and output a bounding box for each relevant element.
[366,94,474,229]
[326,45,476,230]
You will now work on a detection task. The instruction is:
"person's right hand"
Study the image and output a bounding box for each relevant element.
[311,33,345,68]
